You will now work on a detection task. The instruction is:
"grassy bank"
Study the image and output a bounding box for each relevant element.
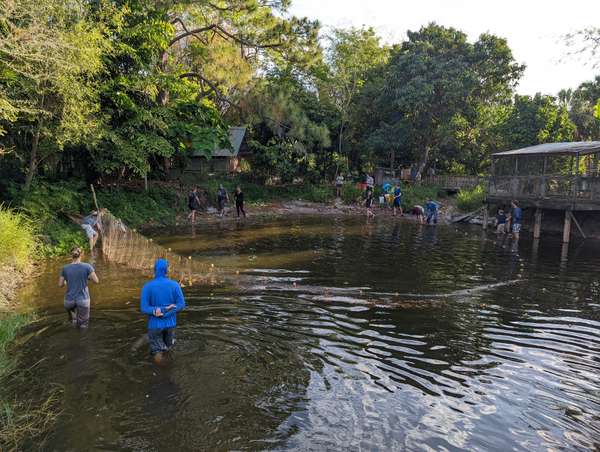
[0,206,58,448]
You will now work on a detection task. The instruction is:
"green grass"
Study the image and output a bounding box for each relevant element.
[0,207,36,270]
[457,185,486,212]
[0,313,29,380]
[0,313,59,449]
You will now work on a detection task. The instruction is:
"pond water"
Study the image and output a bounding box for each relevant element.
[13,215,600,451]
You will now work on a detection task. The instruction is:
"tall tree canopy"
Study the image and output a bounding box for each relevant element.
[368,23,524,178]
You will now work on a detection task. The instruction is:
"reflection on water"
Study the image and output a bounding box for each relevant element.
[13,216,600,450]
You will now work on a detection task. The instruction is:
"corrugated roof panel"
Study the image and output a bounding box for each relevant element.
[493,141,600,157]
[191,127,246,158]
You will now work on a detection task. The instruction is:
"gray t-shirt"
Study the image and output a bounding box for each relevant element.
[61,263,94,302]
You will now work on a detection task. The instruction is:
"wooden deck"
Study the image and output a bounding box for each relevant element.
[486,175,600,210]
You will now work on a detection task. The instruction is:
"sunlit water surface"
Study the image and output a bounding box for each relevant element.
[13,215,600,451]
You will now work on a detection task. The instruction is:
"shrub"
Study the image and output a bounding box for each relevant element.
[457,185,486,212]
[400,184,440,211]
[341,184,363,204]
[0,207,36,270]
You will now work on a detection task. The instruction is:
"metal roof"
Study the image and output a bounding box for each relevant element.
[191,127,246,158]
[493,141,600,157]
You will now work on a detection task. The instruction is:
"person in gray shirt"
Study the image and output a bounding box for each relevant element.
[59,247,99,328]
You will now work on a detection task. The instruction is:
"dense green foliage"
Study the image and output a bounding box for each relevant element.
[1,1,598,191]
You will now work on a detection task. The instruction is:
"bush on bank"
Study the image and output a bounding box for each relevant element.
[457,185,486,212]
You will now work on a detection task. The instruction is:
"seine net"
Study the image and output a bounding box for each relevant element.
[99,210,220,286]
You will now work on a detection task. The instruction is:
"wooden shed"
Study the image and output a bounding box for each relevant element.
[170,127,248,176]
[486,141,600,242]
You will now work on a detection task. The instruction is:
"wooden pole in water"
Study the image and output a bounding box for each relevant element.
[90,184,99,211]
[482,204,489,230]
[533,208,542,240]
[563,210,572,243]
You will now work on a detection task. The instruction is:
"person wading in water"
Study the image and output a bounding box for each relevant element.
[58,247,99,328]
[234,186,246,218]
[187,186,201,224]
[140,259,186,364]
[217,184,229,217]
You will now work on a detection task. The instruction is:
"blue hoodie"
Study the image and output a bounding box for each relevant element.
[140,259,186,330]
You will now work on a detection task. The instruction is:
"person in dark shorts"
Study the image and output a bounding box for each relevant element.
[335,174,344,198]
[58,247,99,328]
[496,209,507,234]
[187,186,201,224]
[217,184,229,217]
[365,190,375,219]
[140,259,186,364]
[234,186,246,218]
[392,183,403,216]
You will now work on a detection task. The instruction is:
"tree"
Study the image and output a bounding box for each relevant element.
[567,77,600,140]
[325,27,388,163]
[0,0,107,190]
[500,94,575,149]
[371,24,524,179]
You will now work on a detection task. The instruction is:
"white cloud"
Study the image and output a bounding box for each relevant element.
[289,0,600,95]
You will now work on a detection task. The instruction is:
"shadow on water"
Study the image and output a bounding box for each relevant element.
[11,215,600,450]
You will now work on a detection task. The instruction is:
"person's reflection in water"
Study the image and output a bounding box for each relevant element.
[145,368,179,418]
[422,224,438,248]
[391,224,401,242]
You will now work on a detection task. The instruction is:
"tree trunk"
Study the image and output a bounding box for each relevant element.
[24,126,41,192]
[414,146,430,182]
[338,119,345,156]
[390,149,395,177]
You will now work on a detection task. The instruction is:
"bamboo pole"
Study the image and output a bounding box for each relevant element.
[533,208,542,240]
[563,210,572,244]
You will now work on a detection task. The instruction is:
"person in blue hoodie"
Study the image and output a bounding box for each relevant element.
[140,259,186,362]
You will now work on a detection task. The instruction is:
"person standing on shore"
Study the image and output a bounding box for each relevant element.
[234,186,246,218]
[187,186,201,224]
[59,247,99,329]
[335,174,344,198]
[140,259,186,364]
[217,184,229,217]
[366,174,374,195]
[392,183,403,216]
[366,190,375,219]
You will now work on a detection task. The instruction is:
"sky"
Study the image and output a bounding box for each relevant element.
[289,0,600,96]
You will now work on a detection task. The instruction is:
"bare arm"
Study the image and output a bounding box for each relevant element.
[58,276,65,287]
[89,272,99,284]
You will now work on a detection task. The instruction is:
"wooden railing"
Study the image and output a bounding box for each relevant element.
[422,175,484,190]
[488,176,600,201]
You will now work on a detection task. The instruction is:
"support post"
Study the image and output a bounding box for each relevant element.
[563,210,572,244]
[482,204,489,230]
[569,211,587,239]
[533,208,542,239]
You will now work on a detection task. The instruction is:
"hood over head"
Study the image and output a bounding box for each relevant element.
[154,259,169,278]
